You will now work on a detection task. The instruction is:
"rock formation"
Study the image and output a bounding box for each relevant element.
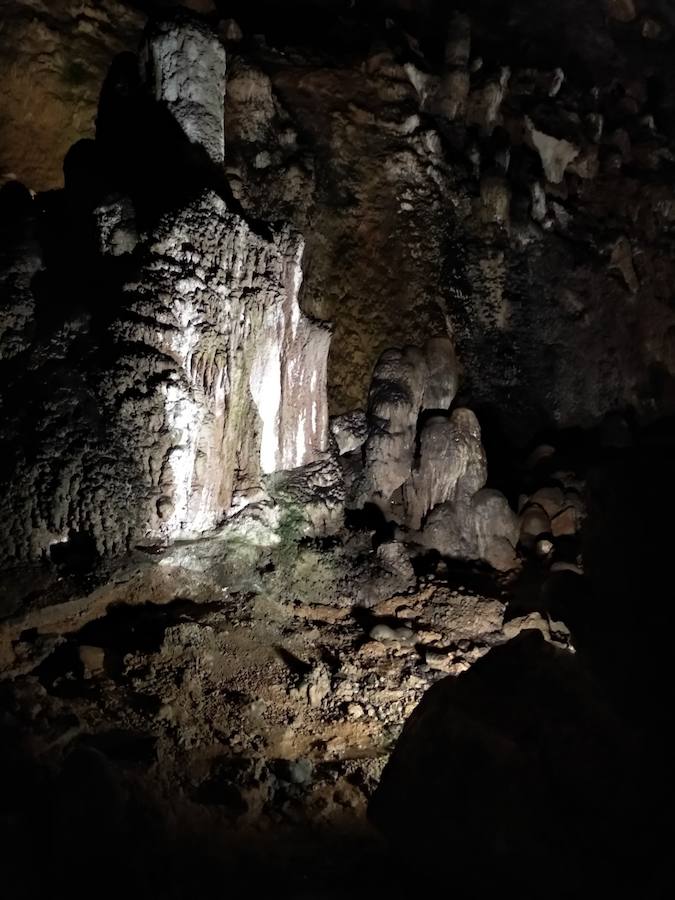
[2,5,675,899]
[335,338,519,570]
[0,13,332,563]
[5,1,675,441]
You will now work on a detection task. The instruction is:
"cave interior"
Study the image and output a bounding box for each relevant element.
[1,1,675,897]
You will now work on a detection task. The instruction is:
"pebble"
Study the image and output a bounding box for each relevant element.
[536,538,554,557]
[347,702,364,719]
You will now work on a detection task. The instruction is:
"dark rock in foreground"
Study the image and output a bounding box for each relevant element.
[370,632,655,898]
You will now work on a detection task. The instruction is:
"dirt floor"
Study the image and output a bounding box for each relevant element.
[0,524,572,897]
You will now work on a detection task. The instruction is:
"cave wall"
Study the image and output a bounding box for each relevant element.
[218,0,675,438]
[3,2,675,440]
[0,0,145,192]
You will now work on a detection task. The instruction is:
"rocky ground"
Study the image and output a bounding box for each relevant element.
[0,502,575,897]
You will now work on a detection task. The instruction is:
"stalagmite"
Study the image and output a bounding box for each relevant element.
[0,14,332,561]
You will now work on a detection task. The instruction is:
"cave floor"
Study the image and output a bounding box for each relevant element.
[0,534,546,897]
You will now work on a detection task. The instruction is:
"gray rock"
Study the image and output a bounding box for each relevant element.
[376,541,416,587]
[471,488,520,571]
[421,337,459,410]
[143,15,227,165]
[307,663,331,708]
[94,194,138,256]
[360,346,428,503]
[0,203,38,362]
[330,409,368,456]
[267,453,345,538]
[0,186,333,563]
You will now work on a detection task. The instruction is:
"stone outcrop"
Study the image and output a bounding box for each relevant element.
[0,14,332,564]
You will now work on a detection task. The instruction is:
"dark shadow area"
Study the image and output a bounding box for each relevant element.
[369,416,675,899]
[49,530,99,571]
[345,501,397,545]
[0,717,395,900]
[370,631,660,899]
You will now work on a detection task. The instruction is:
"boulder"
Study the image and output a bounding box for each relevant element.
[370,633,644,897]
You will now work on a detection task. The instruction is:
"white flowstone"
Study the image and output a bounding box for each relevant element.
[118,191,331,541]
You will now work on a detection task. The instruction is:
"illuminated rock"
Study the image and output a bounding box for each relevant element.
[0,16,332,562]
[359,338,458,509]
[142,15,226,165]
[403,408,487,531]
[419,488,519,572]
[117,190,331,541]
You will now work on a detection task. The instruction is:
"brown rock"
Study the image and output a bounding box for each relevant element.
[0,1,144,191]
[551,505,578,537]
[528,486,565,518]
[79,645,106,678]
[519,504,551,545]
